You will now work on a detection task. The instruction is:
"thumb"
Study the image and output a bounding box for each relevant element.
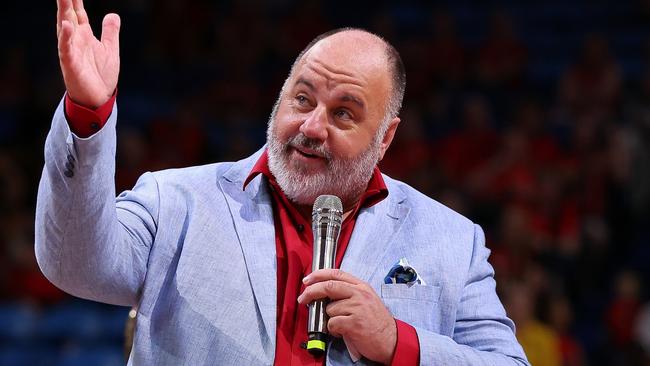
[100,13,120,52]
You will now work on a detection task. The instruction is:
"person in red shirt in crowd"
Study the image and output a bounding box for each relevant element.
[426,11,466,87]
[558,35,622,118]
[475,11,528,88]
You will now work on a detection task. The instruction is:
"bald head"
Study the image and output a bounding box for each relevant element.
[288,28,406,120]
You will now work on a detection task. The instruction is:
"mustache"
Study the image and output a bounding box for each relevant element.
[286,134,332,161]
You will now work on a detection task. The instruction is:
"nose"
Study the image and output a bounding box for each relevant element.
[299,105,328,142]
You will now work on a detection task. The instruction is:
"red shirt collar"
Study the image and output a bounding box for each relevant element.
[243,150,388,215]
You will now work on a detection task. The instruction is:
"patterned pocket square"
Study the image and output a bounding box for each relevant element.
[384,257,427,287]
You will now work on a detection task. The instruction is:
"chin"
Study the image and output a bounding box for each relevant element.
[288,160,327,176]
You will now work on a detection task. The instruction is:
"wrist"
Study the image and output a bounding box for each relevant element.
[380,318,398,365]
[64,90,117,138]
[67,89,115,109]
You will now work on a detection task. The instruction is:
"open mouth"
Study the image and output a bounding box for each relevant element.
[293,146,322,159]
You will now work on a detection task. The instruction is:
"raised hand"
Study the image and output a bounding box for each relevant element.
[56,0,120,108]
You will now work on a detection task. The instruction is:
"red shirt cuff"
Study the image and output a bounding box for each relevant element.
[64,91,117,138]
[390,319,420,366]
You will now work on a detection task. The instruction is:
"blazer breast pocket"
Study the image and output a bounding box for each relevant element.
[380,283,441,302]
[380,284,442,332]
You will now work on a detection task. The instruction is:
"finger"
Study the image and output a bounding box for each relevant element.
[297,280,356,304]
[329,329,342,338]
[303,269,363,286]
[327,315,352,338]
[326,299,354,317]
[58,20,74,62]
[56,0,78,36]
[71,0,89,24]
[100,13,121,52]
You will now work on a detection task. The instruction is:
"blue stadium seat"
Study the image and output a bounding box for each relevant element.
[37,300,129,344]
[58,345,124,366]
[0,302,37,341]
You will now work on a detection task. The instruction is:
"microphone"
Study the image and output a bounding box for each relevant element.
[306,194,343,356]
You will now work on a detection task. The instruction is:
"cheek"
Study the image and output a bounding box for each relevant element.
[273,107,302,141]
[328,129,373,160]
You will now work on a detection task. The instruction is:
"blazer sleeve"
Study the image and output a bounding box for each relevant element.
[415,224,530,365]
[35,95,158,307]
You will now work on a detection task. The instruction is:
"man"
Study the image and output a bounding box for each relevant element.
[36,0,530,364]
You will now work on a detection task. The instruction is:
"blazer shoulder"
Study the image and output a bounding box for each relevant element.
[147,147,263,187]
[382,174,475,230]
[149,147,262,185]
[150,162,232,185]
[140,148,262,197]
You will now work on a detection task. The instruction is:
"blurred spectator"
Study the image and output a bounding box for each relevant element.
[548,295,585,366]
[436,95,498,186]
[467,127,537,205]
[636,302,650,363]
[2,210,65,304]
[475,11,528,88]
[504,281,561,366]
[380,104,434,183]
[558,35,622,118]
[426,10,467,87]
[0,150,28,213]
[116,128,150,192]
[623,65,650,218]
[0,47,30,109]
[606,271,642,348]
[400,37,435,101]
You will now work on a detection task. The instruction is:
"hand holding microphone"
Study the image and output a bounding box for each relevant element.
[299,195,398,364]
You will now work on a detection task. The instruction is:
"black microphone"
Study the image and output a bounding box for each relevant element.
[306,194,343,356]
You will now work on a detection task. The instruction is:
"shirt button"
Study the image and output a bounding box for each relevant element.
[64,169,74,178]
[90,122,100,131]
[296,224,304,232]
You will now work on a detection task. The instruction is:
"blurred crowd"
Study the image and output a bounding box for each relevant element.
[1,0,649,365]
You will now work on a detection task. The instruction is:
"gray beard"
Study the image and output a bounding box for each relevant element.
[266,116,383,208]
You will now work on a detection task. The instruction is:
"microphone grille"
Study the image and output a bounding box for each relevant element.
[313,195,343,213]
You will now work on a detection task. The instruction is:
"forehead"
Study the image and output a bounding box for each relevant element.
[291,32,391,106]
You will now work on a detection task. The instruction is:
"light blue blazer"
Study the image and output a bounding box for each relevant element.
[36,98,529,365]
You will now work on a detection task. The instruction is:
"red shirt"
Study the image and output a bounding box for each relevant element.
[65,94,420,365]
[64,92,117,137]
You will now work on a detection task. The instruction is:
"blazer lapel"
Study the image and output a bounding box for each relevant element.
[219,152,277,350]
[340,180,410,284]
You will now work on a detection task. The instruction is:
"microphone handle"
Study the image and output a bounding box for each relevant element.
[307,211,341,355]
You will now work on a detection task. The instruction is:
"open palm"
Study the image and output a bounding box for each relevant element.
[57,0,120,108]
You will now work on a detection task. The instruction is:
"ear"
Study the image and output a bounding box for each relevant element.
[378,117,401,161]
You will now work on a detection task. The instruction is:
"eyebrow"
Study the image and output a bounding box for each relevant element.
[340,94,365,109]
[295,77,315,91]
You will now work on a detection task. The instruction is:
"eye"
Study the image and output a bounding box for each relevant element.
[334,109,352,121]
[295,95,309,105]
